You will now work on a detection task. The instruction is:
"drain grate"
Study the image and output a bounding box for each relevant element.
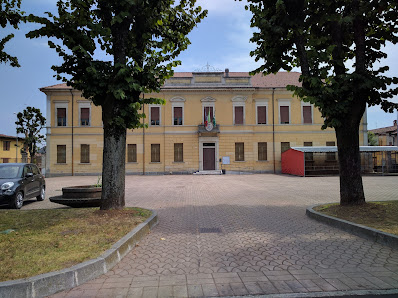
[199,227,222,234]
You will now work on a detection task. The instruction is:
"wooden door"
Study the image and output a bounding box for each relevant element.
[203,148,215,170]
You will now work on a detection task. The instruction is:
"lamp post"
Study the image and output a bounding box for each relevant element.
[14,112,18,163]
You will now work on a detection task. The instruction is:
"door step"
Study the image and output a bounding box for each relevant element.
[194,170,223,175]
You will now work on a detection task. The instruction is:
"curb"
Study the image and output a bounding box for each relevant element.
[225,288,398,297]
[306,204,398,249]
[0,210,158,298]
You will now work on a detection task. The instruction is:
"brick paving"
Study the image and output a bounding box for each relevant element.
[21,175,398,297]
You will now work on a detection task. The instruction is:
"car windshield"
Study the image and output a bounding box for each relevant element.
[0,165,22,179]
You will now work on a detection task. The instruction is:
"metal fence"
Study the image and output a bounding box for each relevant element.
[304,151,398,176]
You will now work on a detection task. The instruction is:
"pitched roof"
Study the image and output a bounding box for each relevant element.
[40,71,302,91]
[370,124,397,135]
[0,134,24,140]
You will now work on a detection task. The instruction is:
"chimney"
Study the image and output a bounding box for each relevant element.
[225,68,229,77]
[394,120,397,126]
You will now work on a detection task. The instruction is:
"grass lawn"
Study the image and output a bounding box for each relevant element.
[0,208,151,282]
[314,200,398,237]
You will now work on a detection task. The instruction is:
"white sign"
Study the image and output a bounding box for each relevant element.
[222,156,230,165]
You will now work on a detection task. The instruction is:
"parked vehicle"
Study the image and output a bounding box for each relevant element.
[0,163,45,209]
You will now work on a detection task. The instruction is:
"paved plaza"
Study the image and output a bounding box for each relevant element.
[24,174,398,297]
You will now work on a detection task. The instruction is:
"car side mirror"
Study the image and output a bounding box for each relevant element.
[25,173,34,178]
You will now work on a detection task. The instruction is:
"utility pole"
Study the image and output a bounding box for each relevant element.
[14,112,18,163]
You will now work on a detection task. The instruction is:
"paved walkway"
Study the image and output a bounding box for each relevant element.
[29,175,398,297]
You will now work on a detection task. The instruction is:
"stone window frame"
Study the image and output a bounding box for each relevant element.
[255,99,269,125]
[149,104,161,126]
[170,97,185,126]
[301,101,314,124]
[232,96,247,125]
[54,101,68,127]
[278,98,292,125]
[78,101,92,127]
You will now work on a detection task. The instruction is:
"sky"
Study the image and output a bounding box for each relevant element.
[0,0,397,138]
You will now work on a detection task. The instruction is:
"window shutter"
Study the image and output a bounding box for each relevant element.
[151,107,160,125]
[258,142,267,161]
[235,106,244,124]
[57,108,66,126]
[57,145,66,164]
[174,107,182,125]
[257,106,266,124]
[81,144,90,163]
[280,106,289,124]
[128,144,137,162]
[81,108,90,125]
[235,142,244,161]
[281,142,290,153]
[303,106,312,124]
[174,143,183,162]
[151,144,160,162]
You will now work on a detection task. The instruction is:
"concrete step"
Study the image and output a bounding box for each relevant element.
[193,170,223,175]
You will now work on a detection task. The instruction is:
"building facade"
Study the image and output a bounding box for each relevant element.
[41,71,368,177]
[370,120,397,146]
[0,134,25,164]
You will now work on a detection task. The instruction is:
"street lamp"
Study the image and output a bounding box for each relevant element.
[14,112,18,163]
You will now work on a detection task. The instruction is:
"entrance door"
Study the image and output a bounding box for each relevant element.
[203,148,215,170]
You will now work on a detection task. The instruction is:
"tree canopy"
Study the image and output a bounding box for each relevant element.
[245,0,398,205]
[15,106,46,161]
[27,0,207,209]
[0,0,25,67]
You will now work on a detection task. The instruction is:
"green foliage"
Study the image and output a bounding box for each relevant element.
[27,0,207,130]
[15,106,46,160]
[0,0,25,67]
[245,0,398,129]
[367,131,378,146]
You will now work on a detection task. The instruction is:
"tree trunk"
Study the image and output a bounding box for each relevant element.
[335,124,365,206]
[100,117,126,210]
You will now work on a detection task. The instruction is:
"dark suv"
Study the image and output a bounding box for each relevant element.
[0,163,46,209]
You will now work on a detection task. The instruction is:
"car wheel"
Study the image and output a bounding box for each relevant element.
[37,186,45,201]
[11,192,24,209]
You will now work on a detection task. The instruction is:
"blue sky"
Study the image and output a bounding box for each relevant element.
[0,0,397,137]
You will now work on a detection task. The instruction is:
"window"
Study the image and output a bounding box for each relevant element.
[150,107,160,126]
[203,106,214,124]
[151,144,160,162]
[173,107,183,125]
[57,145,66,164]
[235,142,244,161]
[234,106,244,125]
[258,142,267,161]
[257,106,267,124]
[127,144,137,163]
[3,158,9,163]
[304,142,313,161]
[303,106,312,124]
[174,143,183,162]
[281,142,290,154]
[31,165,40,175]
[57,108,67,126]
[80,144,90,164]
[80,108,90,126]
[280,106,290,124]
[326,141,336,161]
[3,141,10,151]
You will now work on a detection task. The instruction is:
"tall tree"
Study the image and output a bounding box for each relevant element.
[15,106,46,161]
[27,0,207,210]
[245,0,398,205]
[0,0,24,67]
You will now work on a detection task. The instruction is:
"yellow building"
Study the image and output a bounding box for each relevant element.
[40,71,368,177]
[0,134,25,163]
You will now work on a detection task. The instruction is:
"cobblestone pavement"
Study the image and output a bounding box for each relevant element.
[25,175,398,297]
